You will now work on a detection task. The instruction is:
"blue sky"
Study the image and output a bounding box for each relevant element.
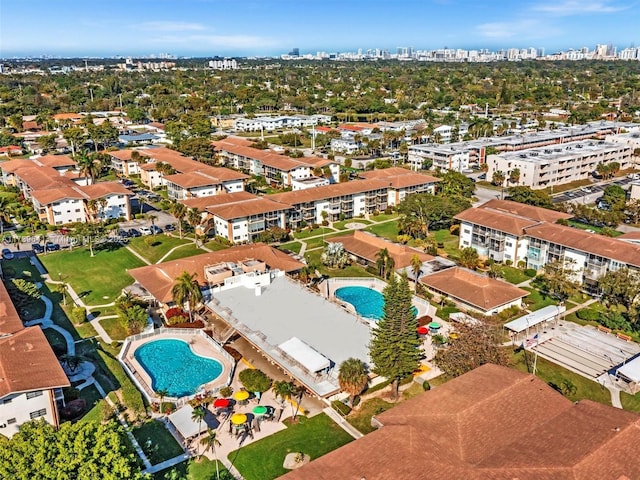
[1,0,639,57]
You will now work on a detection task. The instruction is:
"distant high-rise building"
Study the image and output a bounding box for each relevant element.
[289,48,300,57]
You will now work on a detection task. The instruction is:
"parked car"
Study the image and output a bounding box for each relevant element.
[581,187,592,193]
[31,243,45,254]
[2,248,14,260]
[164,224,176,232]
[128,228,142,237]
[150,225,163,235]
[45,242,60,252]
[139,226,152,236]
[118,229,130,238]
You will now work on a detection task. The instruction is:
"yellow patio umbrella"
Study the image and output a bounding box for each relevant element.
[233,390,250,401]
[231,413,248,425]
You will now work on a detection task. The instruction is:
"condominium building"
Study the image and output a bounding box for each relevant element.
[213,137,340,187]
[0,282,69,438]
[233,114,331,132]
[456,200,640,290]
[486,141,633,189]
[408,144,470,171]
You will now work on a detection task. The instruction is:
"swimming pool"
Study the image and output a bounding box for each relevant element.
[134,339,224,397]
[336,286,385,319]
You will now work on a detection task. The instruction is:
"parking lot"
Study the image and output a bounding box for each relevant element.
[552,175,635,204]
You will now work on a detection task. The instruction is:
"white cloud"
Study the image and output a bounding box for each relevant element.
[532,0,626,15]
[476,19,561,40]
[136,21,206,32]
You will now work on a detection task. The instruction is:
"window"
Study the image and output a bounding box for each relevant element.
[26,391,43,399]
[75,208,81,213]
[463,229,470,234]
[233,225,240,230]
[29,409,47,419]
[6,418,16,425]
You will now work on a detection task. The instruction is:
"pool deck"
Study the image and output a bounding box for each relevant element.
[120,329,235,403]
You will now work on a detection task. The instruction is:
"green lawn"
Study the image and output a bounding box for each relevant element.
[432,228,462,257]
[347,398,394,434]
[229,414,353,480]
[202,238,231,251]
[153,459,230,480]
[75,321,99,338]
[162,243,206,262]
[363,222,399,241]
[304,250,373,278]
[77,384,106,424]
[496,266,530,285]
[293,227,335,240]
[510,349,611,405]
[40,246,145,305]
[303,232,342,250]
[332,218,371,230]
[127,235,195,264]
[621,392,640,412]
[568,220,623,237]
[277,241,302,254]
[99,316,129,342]
[132,419,184,465]
[522,287,559,311]
[370,213,398,222]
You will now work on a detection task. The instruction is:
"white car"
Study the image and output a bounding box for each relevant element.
[139,226,152,236]
[581,187,592,193]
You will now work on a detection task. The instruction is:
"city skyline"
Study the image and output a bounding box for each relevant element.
[1,0,639,58]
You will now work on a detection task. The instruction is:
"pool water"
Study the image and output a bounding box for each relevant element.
[134,339,223,397]
[335,286,417,320]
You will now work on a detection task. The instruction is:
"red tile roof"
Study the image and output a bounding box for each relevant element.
[420,267,528,311]
[327,231,432,269]
[207,196,292,220]
[34,154,76,169]
[180,191,257,210]
[524,223,640,268]
[0,327,70,397]
[0,281,24,336]
[281,364,640,480]
[128,244,304,303]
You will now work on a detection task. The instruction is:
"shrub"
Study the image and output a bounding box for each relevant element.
[238,369,272,393]
[165,307,188,320]
[576,308,601,321]
[219,386,233,398]
[331,400,352,416]
[70,306,87,324]
[524,268,537,277]
[422,381,431,391]
[505,259,513,266]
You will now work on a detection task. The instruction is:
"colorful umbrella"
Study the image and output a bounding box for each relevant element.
[417,326,428,335]
[428,322,441,329]
[213,398,230,408]
[231,413,247,425]
[253,405,268,416]
[233,390,250,401]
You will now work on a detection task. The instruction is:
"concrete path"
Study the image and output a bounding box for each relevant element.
[156,242,205,264]
[125,245,151,265]
[25,294,76,356]
[88,315,115,344]
[610,387,623,408]
[93,381,152,470]
[322,407,363,439]
[143,453,192,475]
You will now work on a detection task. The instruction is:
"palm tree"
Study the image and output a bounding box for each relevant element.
[509,168,521,185]
[0,197,13,237]
[376,248,395,280]
[338,358,369,405]
[169,201,187,239]
[157,388,169,412]
[191,406,206,454]
[171,271,203,322]
[410,253,423,285]
[273,380,302,421]
[200,429,222,477]
[187,208,202,246]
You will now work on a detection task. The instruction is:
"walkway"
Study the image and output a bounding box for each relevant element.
[322,407,363,439]
[25,293,76,356]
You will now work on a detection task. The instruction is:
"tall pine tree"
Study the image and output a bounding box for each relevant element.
[369,273,422,400]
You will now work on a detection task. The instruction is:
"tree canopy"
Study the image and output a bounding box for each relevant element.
[506,186,554,208]
[369,274,422,399]
[0,419,148,480]
[434,323,509,377]
[397,193,471,239]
